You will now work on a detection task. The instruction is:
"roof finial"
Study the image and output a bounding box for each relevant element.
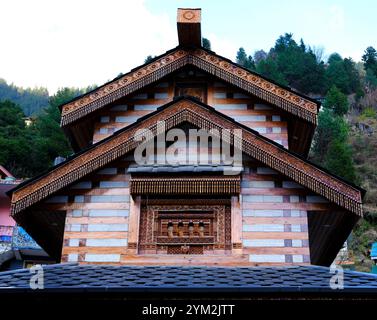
[177,8,202,48]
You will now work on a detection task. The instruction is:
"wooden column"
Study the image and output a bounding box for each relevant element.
[207,81,214,106]
[128,195,141,254]
[231,195,243,253]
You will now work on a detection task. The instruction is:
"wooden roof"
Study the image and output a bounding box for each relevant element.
[10,97,362,216]
[2,264,377,295]
[60,47,319,128]
[60,8,320,156]
[7,97,364,262]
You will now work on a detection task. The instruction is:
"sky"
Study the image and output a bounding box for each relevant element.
[0,0,376,94]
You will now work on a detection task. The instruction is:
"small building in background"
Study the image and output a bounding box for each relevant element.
[0,166,53,270]
[0,165,18,254]
[23,117,34,127]
[334,240,355,270]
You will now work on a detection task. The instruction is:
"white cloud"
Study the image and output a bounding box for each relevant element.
[0,0,177,93]
[327,5,345,33]
[207,33,238,62]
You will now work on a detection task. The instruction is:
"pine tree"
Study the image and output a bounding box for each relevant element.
[362,46,377,76]
[325,54,361,94]
[324,139,356,182]
[236,48,255,70]
[323,85,349,116]
[202,38,211,50]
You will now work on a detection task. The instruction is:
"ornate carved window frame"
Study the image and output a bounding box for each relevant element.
[138,202,232,254]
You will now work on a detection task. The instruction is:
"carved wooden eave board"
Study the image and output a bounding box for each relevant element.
[60,48,320,128]
[10,97,363,217]
[130,176,241,195]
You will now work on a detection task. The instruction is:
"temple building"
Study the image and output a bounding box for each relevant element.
[6,9,365,269]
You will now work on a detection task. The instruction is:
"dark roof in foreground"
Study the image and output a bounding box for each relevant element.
[0,263,377,294]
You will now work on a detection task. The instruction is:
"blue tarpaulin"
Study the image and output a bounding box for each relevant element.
[371,243,377,259]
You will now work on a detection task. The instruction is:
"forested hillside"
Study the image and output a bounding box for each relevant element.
[0,88,90,177]
[0,79,49,116]
[235,36,377,271]
[0,34,376,270]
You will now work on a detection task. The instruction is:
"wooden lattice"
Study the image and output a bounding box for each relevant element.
[167,245,204,255]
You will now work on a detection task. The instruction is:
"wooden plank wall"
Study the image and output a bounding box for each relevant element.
[209,81,288,148]
[92,82,172,143]
[33,152,337,266]
[35,70,335,266]
[38,158,132,264]
[240,157,335,265]
[92,74,288,149]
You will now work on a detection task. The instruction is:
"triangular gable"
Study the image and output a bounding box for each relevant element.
[11,97,361,216]
[60,48,320,127]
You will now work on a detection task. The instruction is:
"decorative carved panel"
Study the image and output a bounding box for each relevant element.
[175,83,207,103]
[138,203,231,254]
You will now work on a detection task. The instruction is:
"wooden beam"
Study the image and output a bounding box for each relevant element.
[128,196,141,253]
[231,195,242,253]
[177,8,201,47]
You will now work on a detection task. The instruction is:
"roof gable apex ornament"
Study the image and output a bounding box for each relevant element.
[177,8,202,48]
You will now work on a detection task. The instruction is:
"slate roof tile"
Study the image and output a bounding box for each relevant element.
[0,264,377,293]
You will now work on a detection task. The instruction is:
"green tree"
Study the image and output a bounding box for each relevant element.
[0,100,35,177]
[31,87,84,162]
[310,84,357,183]
[325,54,349,93]
[202,38,211,50]
[365,68,377,89]
[323,85,349,116]
[0,87,92,178]
[274,33,297,52]
[0,78,49,116]
[325,54,361,94]
[310,108,356,182]
[253,50,267,64]
[311,109,348,162]
[254,33,326,94]
[236,47,255,70]
[256,57,287,85]
[144,55,155,63]
[327,52,342,64]
[0,100,25,130]
[362,46,377,76]
[324,139,356,182]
